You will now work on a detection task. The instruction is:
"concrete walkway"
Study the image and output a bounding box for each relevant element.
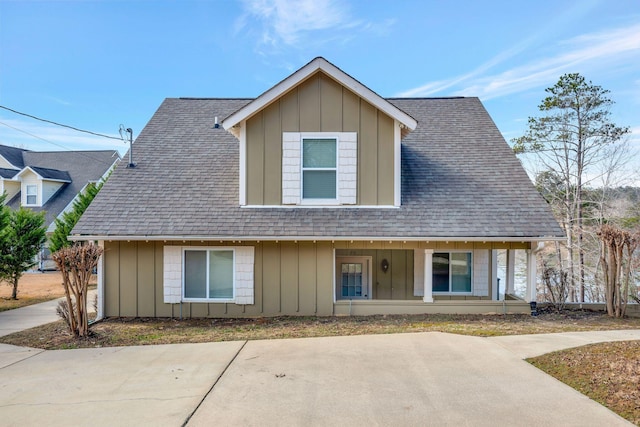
[0,290,96,337]
[0,300,639,426]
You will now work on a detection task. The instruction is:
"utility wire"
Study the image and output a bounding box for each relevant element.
[0,120,120,166]
[0,105,123,141]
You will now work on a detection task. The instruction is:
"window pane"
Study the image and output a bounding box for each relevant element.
[26,185,37,195]
[303,170,336,199]
[303,139,336,168]
[209,251,234,299]
[185,251,206,298]
[451,253,472,292]
[432,253,449,292]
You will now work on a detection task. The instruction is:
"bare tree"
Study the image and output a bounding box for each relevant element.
[52,244,103,337]
[514,73,630,302]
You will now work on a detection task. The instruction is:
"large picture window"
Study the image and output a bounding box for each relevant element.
[183,249,234,300]
[302,138,337,200]
[433,252,472,293]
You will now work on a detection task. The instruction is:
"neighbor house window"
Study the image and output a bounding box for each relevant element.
[183,249,234,301]
[302,138,337,200]
[433,252,472,293]
[26,185,37,205]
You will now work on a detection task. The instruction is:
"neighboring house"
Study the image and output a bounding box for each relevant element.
[71,57,564,319]
[0,144,120,269]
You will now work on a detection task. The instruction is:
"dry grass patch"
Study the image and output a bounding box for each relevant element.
[0,272,65,312]
[2,308,640,350]
[529,341,640,425]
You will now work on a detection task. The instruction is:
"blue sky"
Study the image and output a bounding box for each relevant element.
[0,0,639,182]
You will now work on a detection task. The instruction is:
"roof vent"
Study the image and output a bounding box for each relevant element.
[119,125,136,168]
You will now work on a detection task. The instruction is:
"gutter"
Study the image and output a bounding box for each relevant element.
[70,234,566,243]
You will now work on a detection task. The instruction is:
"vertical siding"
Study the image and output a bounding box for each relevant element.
[104,240,338,318]
[246,112,265,204]
[245,71,396,205]
[263,102,282,205]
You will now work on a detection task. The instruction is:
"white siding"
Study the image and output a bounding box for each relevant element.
[282,132,301,205]
[473,249,489,297]
[42,181,64,205]
[337,133,357,205]
[234,246,255,305]
[163,246,182,304]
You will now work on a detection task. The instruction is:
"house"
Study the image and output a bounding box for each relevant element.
[0,144,120,268]
[71,58,564,319]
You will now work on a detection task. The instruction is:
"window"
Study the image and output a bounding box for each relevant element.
[433,252,472,293]
[183,249,234,301]
[26,185,37,205]
[302,138,337,200]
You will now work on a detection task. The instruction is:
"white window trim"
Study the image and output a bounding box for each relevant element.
[25,184,38,206]
[182,247,236,303]
[282,131,357,206]
[300,133,339,204]
[432,251,474,295]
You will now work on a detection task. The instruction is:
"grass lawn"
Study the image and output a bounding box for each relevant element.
[529,341,640,425]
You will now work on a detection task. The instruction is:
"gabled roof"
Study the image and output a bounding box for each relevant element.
[222,57,417,138]
[16,166,72,182]
[72,97,564,241]
[7,149,120,227]
[0,145,28,169]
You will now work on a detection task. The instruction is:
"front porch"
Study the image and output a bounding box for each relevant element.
[334,243,542,315]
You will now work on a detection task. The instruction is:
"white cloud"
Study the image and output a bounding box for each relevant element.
[398,22,640,100]
[237,0,393,52]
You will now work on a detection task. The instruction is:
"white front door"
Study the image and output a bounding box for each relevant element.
[336,256,372,300]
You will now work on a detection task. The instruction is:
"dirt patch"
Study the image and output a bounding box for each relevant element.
[529,341,640,425]
[0,272,66,311]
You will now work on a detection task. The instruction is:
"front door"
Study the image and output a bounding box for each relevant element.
[336,257,372,300]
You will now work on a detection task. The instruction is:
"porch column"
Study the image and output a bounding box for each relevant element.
[506,249,516,295]
[423,249,433,303]
[96,240,105,321]
[525,247,537,302]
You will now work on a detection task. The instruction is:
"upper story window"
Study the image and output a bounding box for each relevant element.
[302,138,337,201]
[26,184,37,205]
[282,132,357,206]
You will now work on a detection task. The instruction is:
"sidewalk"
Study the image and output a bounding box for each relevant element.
[0,290,96,338]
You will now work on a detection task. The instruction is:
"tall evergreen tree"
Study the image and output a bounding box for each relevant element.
[0,208,47,299]
[49,181,102,253]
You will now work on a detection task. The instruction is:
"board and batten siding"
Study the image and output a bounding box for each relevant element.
[245,71,395,206]
[103,240,335,318]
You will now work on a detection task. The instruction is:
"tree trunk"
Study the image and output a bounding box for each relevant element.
[11,276,18,300]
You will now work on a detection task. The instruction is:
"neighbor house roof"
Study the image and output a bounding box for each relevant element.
[0,168,18,179]
[16,166,72,182]
[0,145,28,168]
[7,149,120,227]
[72,97,564,241]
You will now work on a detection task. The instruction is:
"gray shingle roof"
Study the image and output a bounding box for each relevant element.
[30,166,72,182]
[72,97,564,240]
[0,168,18,179]
[0,145,28,168]
[7,150,120,227]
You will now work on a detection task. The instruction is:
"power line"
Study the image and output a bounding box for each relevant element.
[0,120,119,166]
[0,105,123,141]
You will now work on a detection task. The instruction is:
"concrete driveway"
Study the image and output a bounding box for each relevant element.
[1,331,636,427]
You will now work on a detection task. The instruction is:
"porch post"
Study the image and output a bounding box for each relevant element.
[423,249,433,303]
[506,249,516,295]
[525,247,537,302]
[96,240,105,321]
